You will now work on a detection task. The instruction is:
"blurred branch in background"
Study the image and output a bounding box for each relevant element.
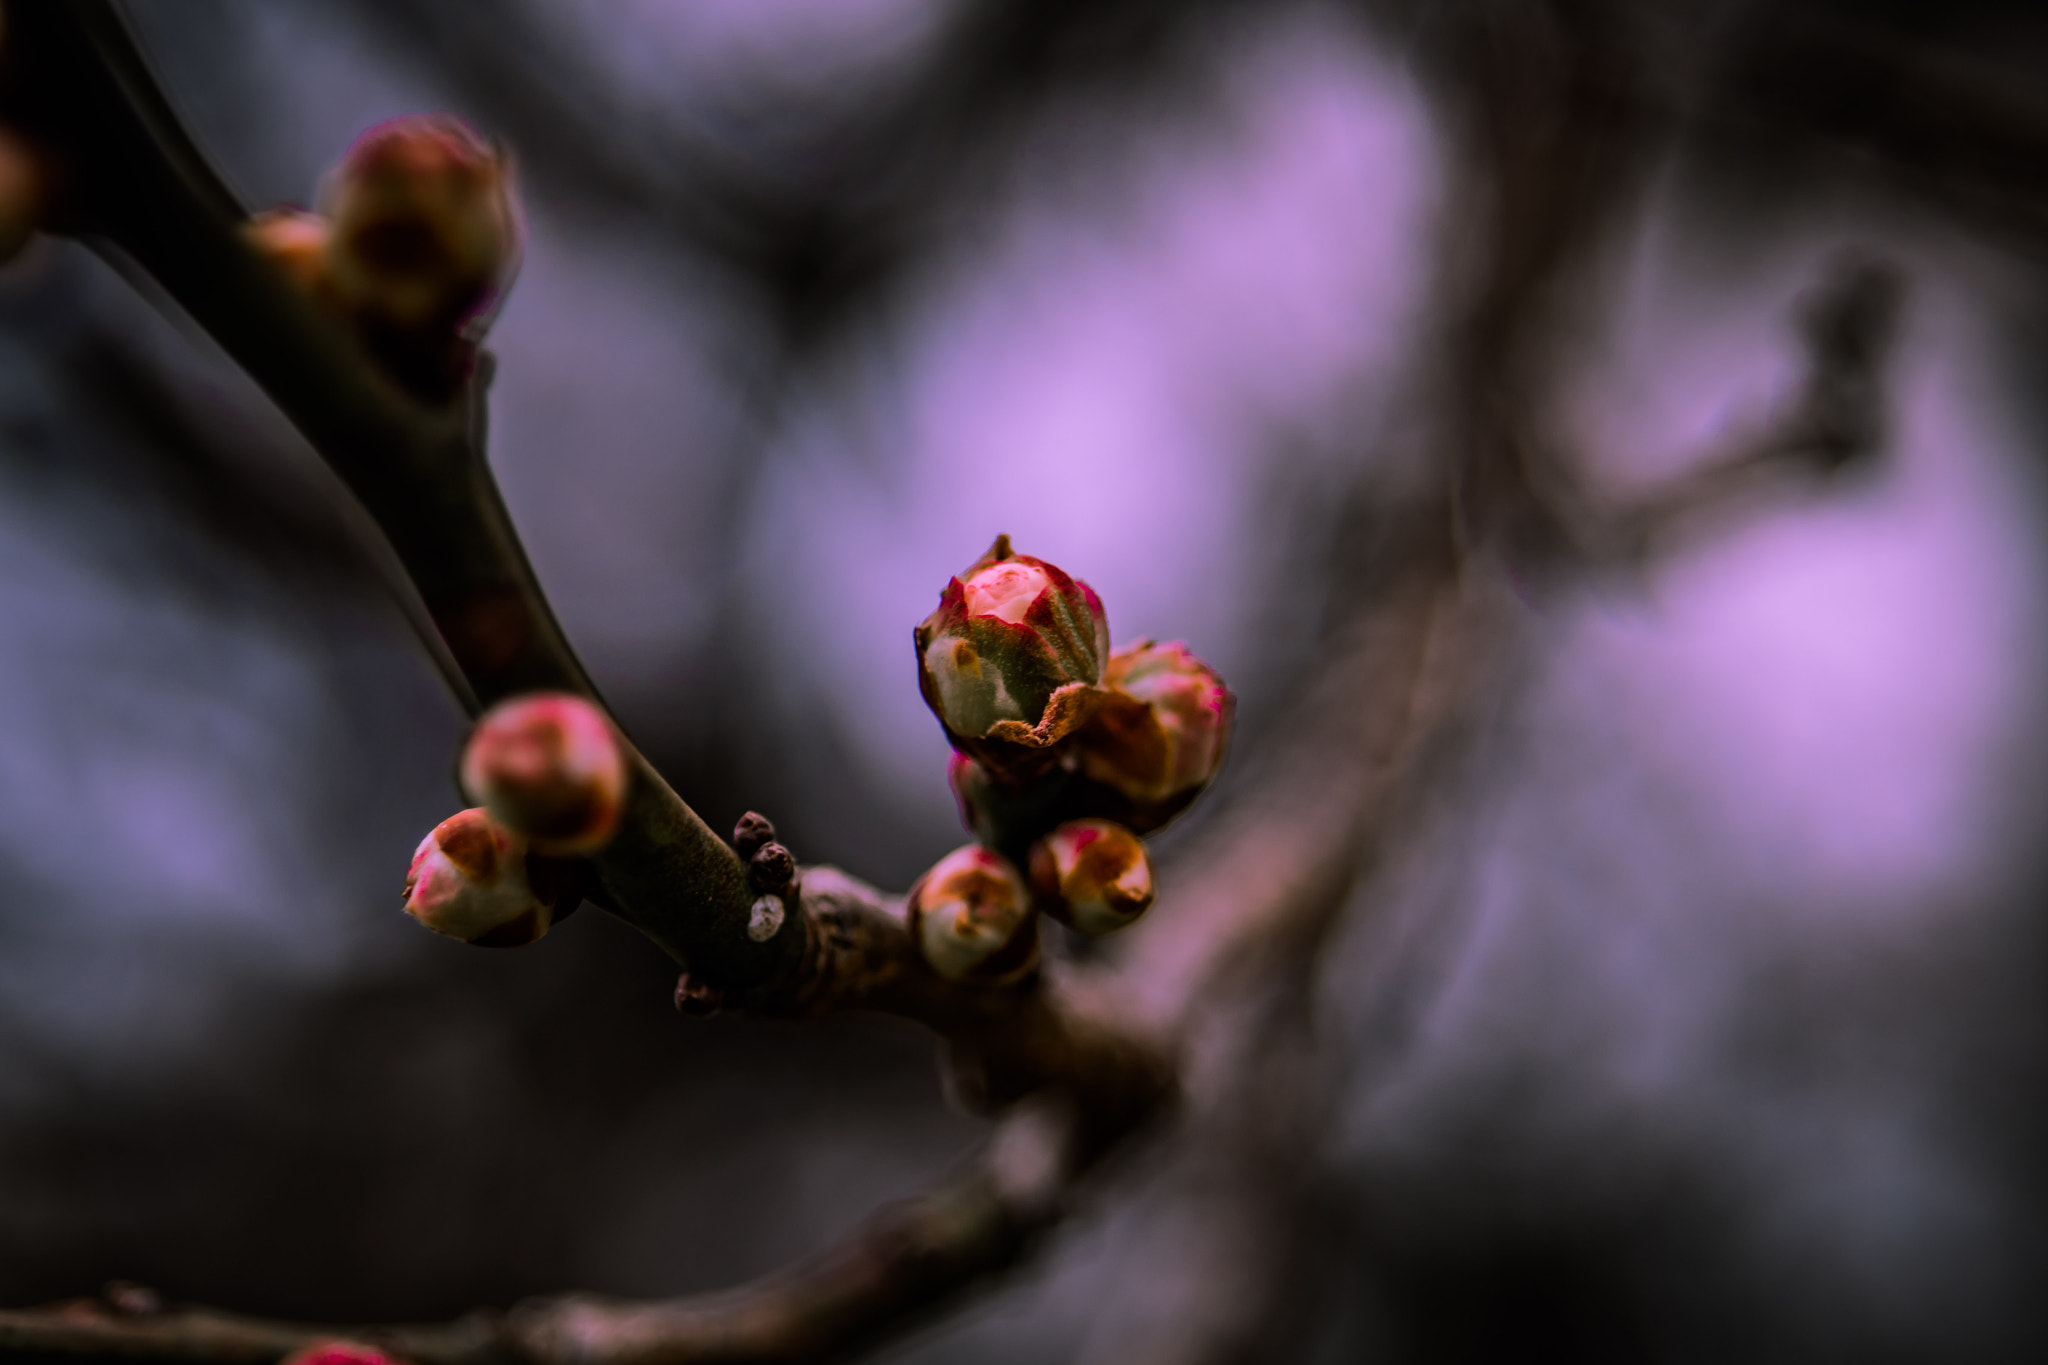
[0,0,2045,1362]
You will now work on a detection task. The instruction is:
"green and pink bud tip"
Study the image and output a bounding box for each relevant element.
[1029,819,1155,936]
[915,536,1110,767]
[906,845,1038,984]
[319,113,520,341]
[403,808,569,947]
[460,693,627,857]
[1078,640,1234,832]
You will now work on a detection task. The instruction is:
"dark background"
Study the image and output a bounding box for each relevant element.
[3,1,2047,1360]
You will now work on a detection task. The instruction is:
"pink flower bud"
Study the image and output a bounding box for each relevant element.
[280,1343,405,1365]
[319,114,519,339]
[1029,819,1155,936]
[403,809,562,946]
[1077,640,1234,831]
[906,845,1038,984]
[459,693,627,856]
[243,207,333,295]
[915,536,1110,762]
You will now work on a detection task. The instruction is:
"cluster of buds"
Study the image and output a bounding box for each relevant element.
[732,810,799,944]
[904,537,1228,980]
[401,692,625,948]
[244,114,519,402]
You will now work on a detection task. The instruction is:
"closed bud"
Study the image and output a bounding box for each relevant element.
[1077,640,1234,831]
[906,845,1037,984]
[0,127,45,266]
[243,207,332,295]
[280,1344,405,1365]
[1029,819,1154,936]
[319,114,519,340]
[915,536,1110,763]
[460,693,627,856]
[403,809,562,947]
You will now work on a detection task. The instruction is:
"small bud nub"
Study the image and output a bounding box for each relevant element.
[907,845,1037,984]
[732,811,777,860]
[461,693,627,856]
[1030,819,1155,936]
[749,841,797,893]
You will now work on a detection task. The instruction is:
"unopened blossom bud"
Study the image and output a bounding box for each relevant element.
[0,127,45,266]
[403,808,562,947]
[906,845,1037,984]
[243,207,333,295]
[280,1343,405,1365]
[915,536,1109,760]
[1029,819,1155,936]
[319,114,519,340]
[1078,640,1234,831]
[460,693,627,856]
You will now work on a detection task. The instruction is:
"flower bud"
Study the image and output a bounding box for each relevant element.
[243,207,333,295]
[906,845,1037,984]
[1029,819,1154,936]
[460,693,627,856]
[1077,640,1234,830]
[319,114,519,339]
[915,536,1109,761]
[0,127,45,266]
[280,1343,404,1365]
[402,808,562,947]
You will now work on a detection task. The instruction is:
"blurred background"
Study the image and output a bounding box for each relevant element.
[2,0,2047,1360]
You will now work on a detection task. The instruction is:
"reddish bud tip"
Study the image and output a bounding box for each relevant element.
[1030,819,1155,936]
[673,974,726,1017]
[243,208,333,295]
[732,810,777,859]
[460,693,627,856]
[0,128,46,265]
[403,808,563,947]
[320,114,520,339]
[906,845,1037,984]
[280,1343,405,1365]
